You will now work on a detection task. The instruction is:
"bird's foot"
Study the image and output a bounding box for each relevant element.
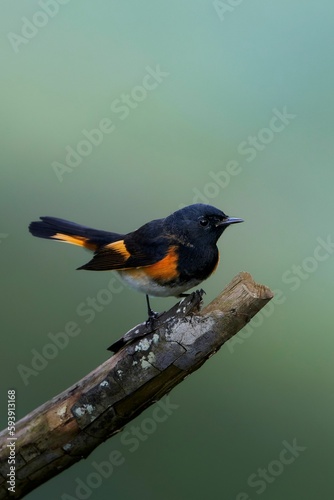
[145,309,166,330]
[145,295,165,329]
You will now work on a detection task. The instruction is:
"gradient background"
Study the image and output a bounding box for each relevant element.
[1,1,334,499]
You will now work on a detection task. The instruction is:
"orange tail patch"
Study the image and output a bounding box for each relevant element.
[51,233,97,251]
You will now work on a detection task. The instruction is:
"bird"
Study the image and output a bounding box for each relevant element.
[29,203,243,320]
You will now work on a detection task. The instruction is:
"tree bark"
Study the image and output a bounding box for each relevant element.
[0,272,273,499]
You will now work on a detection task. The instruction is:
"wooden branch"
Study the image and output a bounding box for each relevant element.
[0,272,273,499]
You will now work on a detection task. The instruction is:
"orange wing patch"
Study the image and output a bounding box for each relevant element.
[105,240,131,260]
[144,245,179,281]
[77,239,133,271]
[51,233,97,250]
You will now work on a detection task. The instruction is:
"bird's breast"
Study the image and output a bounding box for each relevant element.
[177,244,219,282]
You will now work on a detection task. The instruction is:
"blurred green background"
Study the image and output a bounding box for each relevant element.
[1,1,333,499]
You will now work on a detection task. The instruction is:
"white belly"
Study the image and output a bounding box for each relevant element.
[117,269,201,297]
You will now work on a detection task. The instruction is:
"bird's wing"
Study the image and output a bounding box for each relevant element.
[77,238,174,272]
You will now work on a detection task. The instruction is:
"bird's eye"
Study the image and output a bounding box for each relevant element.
[199,218,209,227]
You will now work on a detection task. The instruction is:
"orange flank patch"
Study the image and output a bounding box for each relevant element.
[51,233,96,250]
[212,252,220,273]
[106,240,131,260]
[145,245,179,281]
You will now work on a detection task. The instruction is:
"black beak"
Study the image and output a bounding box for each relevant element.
[217,216,244,227]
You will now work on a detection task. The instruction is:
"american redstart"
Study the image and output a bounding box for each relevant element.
[29,203,243,319]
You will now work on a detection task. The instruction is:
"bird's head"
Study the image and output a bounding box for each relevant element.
[166,203,243,245]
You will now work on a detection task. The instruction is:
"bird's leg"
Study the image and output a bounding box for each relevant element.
[145,294,160,327]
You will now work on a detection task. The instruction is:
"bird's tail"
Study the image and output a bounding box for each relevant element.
[29,216,122,252]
